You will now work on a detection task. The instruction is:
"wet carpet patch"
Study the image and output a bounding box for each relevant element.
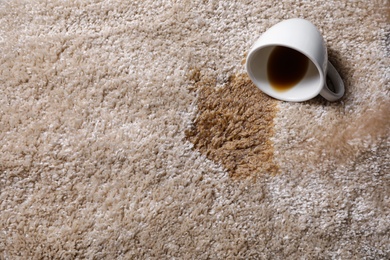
[186,73,279,178]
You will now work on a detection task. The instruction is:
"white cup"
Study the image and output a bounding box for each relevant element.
[246,18,344,102]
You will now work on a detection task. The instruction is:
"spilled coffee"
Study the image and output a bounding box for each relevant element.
[267,46,309,92]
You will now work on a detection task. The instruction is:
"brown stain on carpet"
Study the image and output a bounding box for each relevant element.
[186,71,279,178]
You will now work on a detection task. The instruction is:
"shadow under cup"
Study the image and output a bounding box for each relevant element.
[247,45,323,102]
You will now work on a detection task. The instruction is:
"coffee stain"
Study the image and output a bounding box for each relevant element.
[186,70,279,178]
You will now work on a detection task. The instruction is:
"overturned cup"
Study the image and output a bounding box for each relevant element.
[246,18,345,102]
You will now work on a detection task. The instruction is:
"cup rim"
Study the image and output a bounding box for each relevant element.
[246,44,325,102]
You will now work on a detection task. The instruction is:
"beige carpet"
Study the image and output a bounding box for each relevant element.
[1,0,389,258]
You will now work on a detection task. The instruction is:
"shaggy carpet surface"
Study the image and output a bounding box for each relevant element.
[0,0,389,259]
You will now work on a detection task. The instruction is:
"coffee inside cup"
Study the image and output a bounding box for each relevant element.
[267,46,309,92]
[247,44,322,102]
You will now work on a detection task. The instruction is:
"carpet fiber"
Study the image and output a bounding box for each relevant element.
[1,0,389,259]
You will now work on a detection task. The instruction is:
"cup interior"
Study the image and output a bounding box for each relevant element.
[247,45,323,102]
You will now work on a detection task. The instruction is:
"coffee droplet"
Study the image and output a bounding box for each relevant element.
[267,46,309,92]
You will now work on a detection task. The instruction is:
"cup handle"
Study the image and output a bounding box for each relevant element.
[319,61,345,101]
